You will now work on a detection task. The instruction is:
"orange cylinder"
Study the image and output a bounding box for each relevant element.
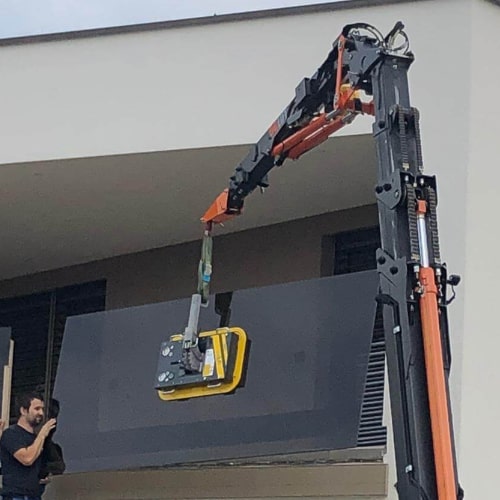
[419,266,457,500]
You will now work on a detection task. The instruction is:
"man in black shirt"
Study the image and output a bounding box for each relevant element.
[0,392,56,500]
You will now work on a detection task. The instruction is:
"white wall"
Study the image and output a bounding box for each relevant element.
[0,7,372,164]
[458,0,500,497]
[0,0,465,165]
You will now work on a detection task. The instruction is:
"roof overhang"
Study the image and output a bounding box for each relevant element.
[0,0,427,46]
[0,134,376,279]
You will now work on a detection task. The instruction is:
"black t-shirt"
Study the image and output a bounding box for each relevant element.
[0,424,42,497]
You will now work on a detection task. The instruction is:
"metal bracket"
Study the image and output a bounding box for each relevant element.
[375,171,404,209]
[183,293,202,348]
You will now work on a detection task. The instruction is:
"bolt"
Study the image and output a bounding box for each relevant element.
[394,189,400,198]
[377,255,386,265]
[390,266,398,275]
[162,346,171,357]
[158,372,167,382]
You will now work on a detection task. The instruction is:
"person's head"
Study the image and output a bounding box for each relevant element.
[16,392,44,428]
[47,398,60,420]
[45,398,60,439]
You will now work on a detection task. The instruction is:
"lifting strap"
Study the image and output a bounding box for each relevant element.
[197,223,213,305]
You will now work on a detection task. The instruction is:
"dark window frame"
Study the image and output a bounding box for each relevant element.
[0,280,106,421]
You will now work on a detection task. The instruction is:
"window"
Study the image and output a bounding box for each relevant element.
[321,226,381,277]
[0,280,106,421]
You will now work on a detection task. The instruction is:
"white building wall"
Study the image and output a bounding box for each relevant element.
[0,0,466,164]
[0,8,373,164]
[458,0,500,497]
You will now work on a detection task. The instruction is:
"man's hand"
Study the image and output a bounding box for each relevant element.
[39,475,52,485]
[38,418,57,439]
[13,418,58,466]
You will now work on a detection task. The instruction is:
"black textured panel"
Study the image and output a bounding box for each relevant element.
[357,304,387,447]
[54,272,378,473]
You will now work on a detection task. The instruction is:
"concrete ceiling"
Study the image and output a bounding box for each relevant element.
[0,134,376,280]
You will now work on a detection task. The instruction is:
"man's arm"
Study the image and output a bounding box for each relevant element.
[13,419,56,467]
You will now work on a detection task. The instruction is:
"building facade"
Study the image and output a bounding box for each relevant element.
[0,0,498,498]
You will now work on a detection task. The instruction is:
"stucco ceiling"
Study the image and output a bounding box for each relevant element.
[0,134,376,280]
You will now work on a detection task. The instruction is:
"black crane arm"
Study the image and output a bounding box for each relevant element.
[201,23,397,223]
[187,22,463,500]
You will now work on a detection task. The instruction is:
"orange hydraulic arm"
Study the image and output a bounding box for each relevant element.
[195,22,463,500]
[416,200,458,500]
[202,82,374,225]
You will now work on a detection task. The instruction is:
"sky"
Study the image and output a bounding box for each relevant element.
[0,0,346,39]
